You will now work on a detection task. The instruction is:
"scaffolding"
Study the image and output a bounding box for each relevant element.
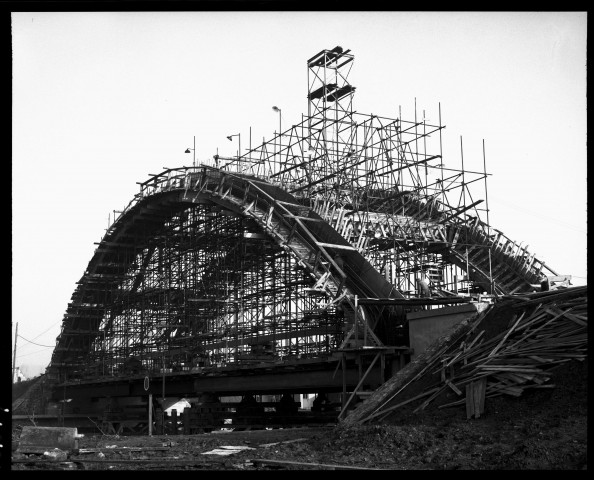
[217,46,555,299]
[55,201,349,379]
[49,46,559,382]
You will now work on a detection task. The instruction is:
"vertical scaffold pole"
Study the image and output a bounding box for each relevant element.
[483,139,494,294]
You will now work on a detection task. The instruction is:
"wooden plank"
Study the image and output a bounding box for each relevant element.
[487,312,525,357]
[500,312,564,349]
[259,438,308,448]
[473,381,481,418]
[444,350,464,369]
[370,388,441,423]
[445,379,462,396]
[250,458,385,470]
[465,330,485,350]
[477,366,543,373]
[477,377,486,416]
[531,376,550,385]
[562,312,588,327]
[413,385,448,412]
[465,383,474,419]
[475,357,539,365]
[77,447,169,454]
[498,372,531,383]
[437,397,466,409]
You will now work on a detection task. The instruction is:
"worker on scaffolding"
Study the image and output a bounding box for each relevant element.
[416,273,432,298]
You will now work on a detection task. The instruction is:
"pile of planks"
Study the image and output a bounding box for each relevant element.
[358,286,587,423]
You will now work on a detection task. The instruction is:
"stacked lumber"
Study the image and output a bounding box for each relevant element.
[352,285,587,424]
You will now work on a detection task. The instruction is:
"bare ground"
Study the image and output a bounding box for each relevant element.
[11,357,587,471]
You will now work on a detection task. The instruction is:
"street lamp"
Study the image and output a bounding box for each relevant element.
[184,136,196,166]
[272,106,282,160]
[227,133,241,159]
[272,106,282,136]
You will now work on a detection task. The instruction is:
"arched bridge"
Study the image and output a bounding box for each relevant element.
[51,166,404,380]
[45,165,562,431]
[39,45,568,432]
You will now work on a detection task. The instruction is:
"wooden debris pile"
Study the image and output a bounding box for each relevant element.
[353,285,587,424]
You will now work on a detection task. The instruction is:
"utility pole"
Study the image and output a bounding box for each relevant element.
[12,322,18,384]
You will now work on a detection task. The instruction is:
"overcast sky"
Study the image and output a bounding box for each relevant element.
[11,11,587,377]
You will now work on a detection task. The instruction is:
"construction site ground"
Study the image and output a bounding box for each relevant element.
[11,357,587,471]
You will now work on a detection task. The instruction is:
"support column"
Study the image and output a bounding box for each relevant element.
[171,409,178,435]
[148,394,153,436]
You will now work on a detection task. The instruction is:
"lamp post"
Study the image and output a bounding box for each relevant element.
[272,106,282,161]
[227,133,241,159]
[184,136,196,167]
[272,106,282,137]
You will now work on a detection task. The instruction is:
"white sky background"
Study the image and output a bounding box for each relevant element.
[12,11,587,377]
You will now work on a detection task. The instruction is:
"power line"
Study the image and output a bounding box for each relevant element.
[27,320,63,342]
[17,334,54,348]
[16,348,51,359]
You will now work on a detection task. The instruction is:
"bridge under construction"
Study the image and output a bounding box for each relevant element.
[36,47,570,434]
